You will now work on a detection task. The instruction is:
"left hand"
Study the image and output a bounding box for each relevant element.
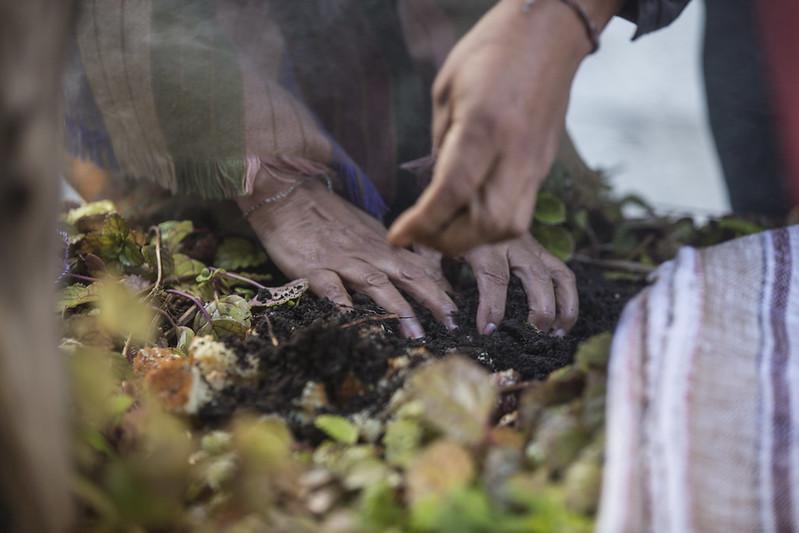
[421,234,579,336]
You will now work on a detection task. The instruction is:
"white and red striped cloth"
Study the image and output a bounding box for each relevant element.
[598,226,799,533]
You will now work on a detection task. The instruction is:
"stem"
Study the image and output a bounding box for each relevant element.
[146,227,164,301]
[152,306,178,330]
[167,289,213,326]
[67,273,99,283]
[211,268,268,290]
[263,313,279,347]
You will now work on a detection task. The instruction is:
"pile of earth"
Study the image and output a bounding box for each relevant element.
[202,262,643,426]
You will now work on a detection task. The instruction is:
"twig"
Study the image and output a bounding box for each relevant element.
[341,314,400,330]
[122,333,134,363]
[263,314,279,347]
[572,254,655,275]
[499,381,536,394]
[176,305,196,326]
[152,306,178,331]
[167,289,213,326]
[67,273,99,283]
[145,227,164,301]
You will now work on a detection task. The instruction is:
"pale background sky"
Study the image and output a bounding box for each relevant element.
[568,0,729,215]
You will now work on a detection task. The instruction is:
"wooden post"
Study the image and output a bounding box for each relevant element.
[0,2,75,531]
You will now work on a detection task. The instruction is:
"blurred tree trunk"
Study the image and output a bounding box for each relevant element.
[0,2,75,531]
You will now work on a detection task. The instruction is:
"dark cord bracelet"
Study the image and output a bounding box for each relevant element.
[523,0,600,54]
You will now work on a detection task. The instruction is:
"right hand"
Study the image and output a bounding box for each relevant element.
[238,179,458,339]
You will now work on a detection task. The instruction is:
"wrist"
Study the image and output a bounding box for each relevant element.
[511,0,623,61]
[237,177,327,232]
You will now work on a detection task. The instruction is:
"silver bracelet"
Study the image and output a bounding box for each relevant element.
[242,174,333,219]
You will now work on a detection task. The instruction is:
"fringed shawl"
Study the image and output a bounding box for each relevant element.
[599,225,799,532]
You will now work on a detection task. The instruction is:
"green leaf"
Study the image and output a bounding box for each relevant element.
[142,244,175,278]
[201,431,233,456]
[575,333,612,373]
[525,407,589,474]
[156,220,194,252]
[65,200,116,226]
[359,482,405,531]
[214,237,267,270]
[407,440,475,505]
[383,418,423,468]
[83,214,144,267]
[175,326,195,355]
[315,415,359,445]
[717,216,764,236]
[533,225,575,262]
[534,192,567,225]
[408,356,496,445]
[193,295,252,338]
[96,281,154,342]
[173,253,206,278]
[58,283,100,312]
[108,394,135,418]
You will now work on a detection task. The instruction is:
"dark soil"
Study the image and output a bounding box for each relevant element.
[203,263,644,424]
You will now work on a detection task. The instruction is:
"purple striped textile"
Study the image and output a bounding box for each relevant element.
[599,225,799,533]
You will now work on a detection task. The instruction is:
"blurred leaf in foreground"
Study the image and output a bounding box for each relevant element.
[315,415,359,445]
[408,356,496,445]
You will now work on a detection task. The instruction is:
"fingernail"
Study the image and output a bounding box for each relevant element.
[402,319,425,339]
[483,322,497,336]
[553,328,566,338]
[444,314,458,332]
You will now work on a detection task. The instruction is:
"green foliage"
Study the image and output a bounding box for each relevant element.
[315,415,359,445]
[65,187,768,531]
[193,294,252,338]
[533,225,576,262]
[214,236,267,270]
[408,356,496,445]
[65,200,117,226]
[82,214,145,267]
[156,220,194,252]
[534,192,567,225]
[58,283,100,312]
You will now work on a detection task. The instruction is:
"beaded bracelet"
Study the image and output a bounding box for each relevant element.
[242,174,333,219]
[523,0,600,54]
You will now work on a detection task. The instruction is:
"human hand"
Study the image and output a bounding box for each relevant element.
[389,0,605,255]
[238,179,458,339]
[420,234,578,336]
[466,234,578,336]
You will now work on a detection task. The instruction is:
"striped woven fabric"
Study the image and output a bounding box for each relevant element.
[598,225,799,533]
[63,0,495,218]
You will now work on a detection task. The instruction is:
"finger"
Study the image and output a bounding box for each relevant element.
[338,262,425,339]
[382,253,459,331]
[307,269,353,309]
[539,253,579,335]
[476,144,545,245]
[508,247,557,333]
[422,210,486,257]
[467,246,510,336]
[431,73,453,152]
[413,244,455,293]
[388,121,496,248]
